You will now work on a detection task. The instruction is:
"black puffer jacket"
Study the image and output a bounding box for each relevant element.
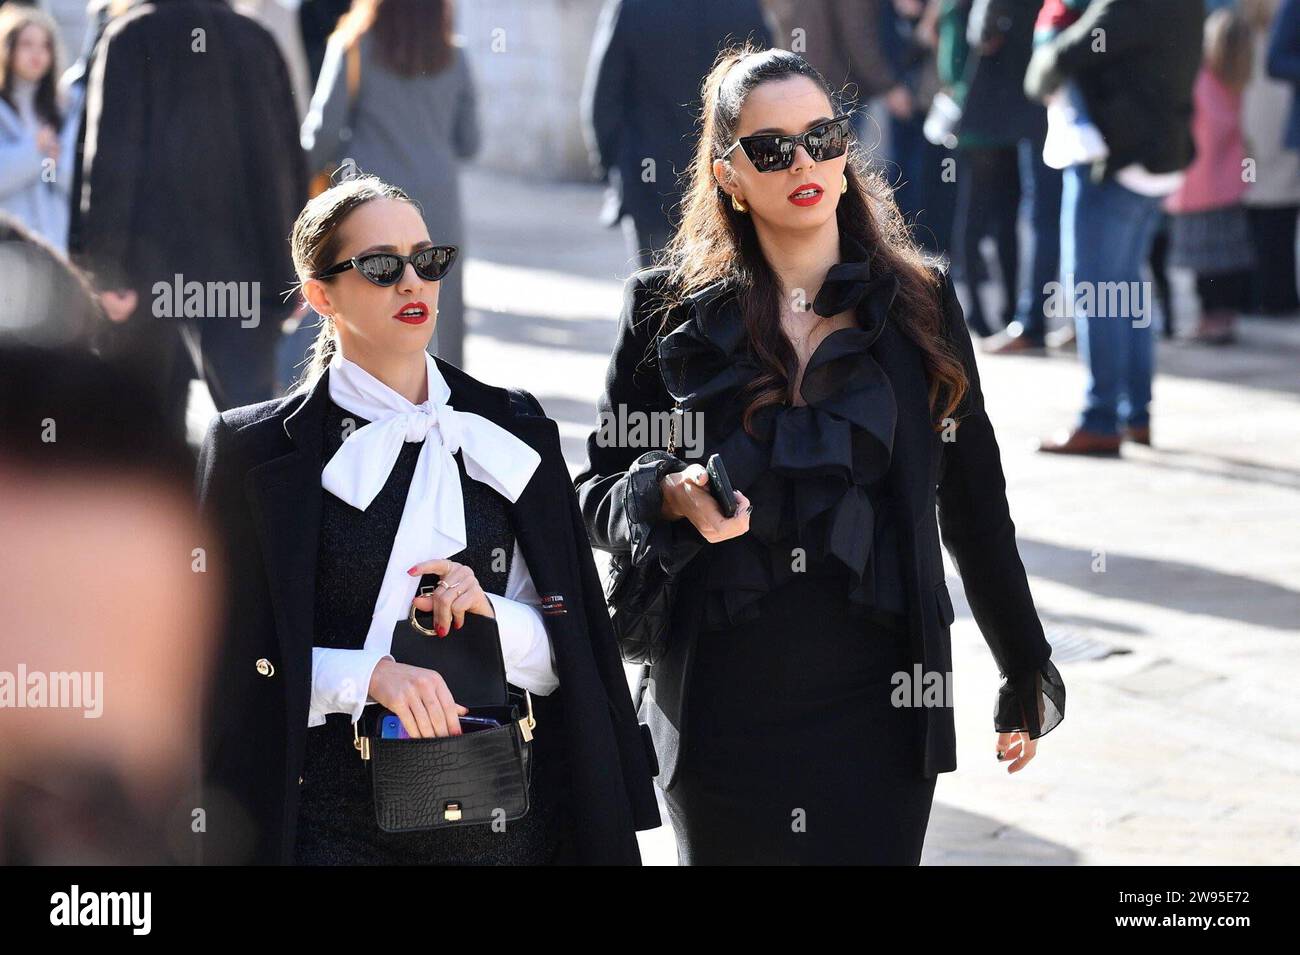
[1024,0,1205,178]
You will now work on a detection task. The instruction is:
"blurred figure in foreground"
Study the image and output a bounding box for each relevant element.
[0,346,216,864]
[0,222,218,864]
[0,212,99,347]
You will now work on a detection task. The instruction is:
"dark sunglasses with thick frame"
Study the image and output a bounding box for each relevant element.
[318,245,459,286]
[721,116,853,173]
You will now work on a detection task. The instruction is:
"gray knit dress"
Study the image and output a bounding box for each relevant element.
[301,32,479,367]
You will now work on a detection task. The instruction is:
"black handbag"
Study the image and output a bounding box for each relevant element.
[605,402,689,666]
[352,578,536,832]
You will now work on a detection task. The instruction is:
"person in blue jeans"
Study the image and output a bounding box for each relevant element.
[1025,0,1204,455]
[1058,166,1165,442]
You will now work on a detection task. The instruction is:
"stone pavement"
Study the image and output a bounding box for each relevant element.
[454,165,1300,866]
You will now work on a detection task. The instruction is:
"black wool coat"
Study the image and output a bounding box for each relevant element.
[194,358,661,864]
[575,264,1064,789]
[70,0,304,324]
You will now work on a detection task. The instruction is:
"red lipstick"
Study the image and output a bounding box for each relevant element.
[788,182,824,207]
[393,301,429,325]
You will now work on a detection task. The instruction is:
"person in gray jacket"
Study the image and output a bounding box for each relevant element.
[301,0,479,369]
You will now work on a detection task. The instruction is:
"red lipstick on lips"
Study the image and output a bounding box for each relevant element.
[394,301,429,324]
[788,182,824,207]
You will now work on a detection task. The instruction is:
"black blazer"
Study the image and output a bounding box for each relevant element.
[575,264,1063,788]
[581,0,772,231]
[195,357,660,864]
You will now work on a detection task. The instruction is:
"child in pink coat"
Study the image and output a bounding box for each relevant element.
[1165,7,1258,344]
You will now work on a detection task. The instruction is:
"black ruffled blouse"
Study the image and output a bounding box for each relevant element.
[636,233,909,634]
[618,234,1066,741]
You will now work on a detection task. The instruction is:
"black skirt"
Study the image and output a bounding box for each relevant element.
[293,688,577,865]
[665,566,936,865]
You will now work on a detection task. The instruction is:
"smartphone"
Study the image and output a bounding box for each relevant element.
[379,713,501,738]
[380,714,409,739]
[705,453,739,518]
[458,715,502,733]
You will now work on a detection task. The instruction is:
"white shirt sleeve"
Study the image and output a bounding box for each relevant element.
[484,539,560,697]
[308,647,394,727]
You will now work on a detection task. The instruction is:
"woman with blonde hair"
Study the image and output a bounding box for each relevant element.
[196,176,659,864]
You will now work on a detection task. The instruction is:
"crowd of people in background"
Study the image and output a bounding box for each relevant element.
[0,0,477,420]
[0,0,1296,867]
[584,0,1300,455]
[0,0,1297,440]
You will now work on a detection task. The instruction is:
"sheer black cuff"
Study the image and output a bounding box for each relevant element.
[624,451,703,574]
[994,656,1065,739]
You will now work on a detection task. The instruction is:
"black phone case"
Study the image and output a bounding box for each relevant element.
[706,453,739,518]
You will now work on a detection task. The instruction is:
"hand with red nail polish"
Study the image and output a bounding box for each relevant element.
[407,558,496,637]
[367,659,468,737]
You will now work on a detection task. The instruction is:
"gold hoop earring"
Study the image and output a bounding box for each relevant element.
[731,193,748,213]
[842,174,849,194]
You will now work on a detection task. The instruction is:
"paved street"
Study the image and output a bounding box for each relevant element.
[451,165,1300,866]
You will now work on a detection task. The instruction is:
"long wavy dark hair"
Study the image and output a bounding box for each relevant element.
[655,46,967,433]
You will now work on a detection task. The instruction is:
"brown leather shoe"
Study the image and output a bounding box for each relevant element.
[1037,427,1122,456]
[1192,310,1237,345]
[983,333,1047,355]
[1124,425,1151,446]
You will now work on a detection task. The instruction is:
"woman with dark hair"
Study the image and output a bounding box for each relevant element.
[301,0,478,368]
[575,46,1065,865]
[0,4,77,252]
[196,176,659,864]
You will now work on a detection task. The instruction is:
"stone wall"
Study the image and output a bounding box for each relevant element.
[455,0,604,182]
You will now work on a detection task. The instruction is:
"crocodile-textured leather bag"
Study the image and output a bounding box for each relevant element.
[352,583,536,832]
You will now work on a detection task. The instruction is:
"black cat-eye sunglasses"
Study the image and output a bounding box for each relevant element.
[721,116,853,173]
[318,245,459,287]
